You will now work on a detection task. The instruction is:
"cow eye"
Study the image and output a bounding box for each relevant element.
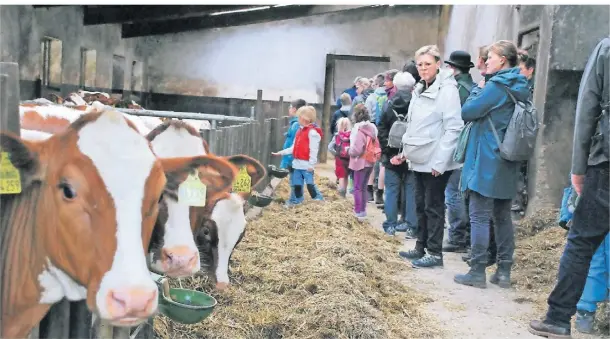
[59,182,77,200]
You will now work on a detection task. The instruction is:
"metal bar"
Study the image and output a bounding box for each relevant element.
[112,107,254,123]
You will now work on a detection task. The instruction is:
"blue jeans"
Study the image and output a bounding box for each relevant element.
[577,233,610,313]
[288,168,323,205]
[383,167,416,231]
[468,190,514,265]
[446,169,469,245]
[546,165,609,328]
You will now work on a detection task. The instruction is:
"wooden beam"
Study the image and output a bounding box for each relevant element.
[121,5,315,38]
[83,5,252,25]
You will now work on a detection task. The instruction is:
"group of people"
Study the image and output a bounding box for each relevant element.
[272,36,609,338]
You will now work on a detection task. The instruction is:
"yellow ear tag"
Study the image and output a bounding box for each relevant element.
[232,166,252,193]
[0,152,22,194]
[178,170,207,207]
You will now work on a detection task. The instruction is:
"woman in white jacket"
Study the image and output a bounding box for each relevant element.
[391,45,464,268]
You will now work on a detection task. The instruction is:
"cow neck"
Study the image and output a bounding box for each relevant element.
[0,181,53,338]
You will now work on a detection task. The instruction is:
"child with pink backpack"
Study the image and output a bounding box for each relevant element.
[348,104,381,221]
[328,117,352,197]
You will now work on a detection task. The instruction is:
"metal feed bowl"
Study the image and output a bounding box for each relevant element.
[267,165,289,179]
[248,192,273,208]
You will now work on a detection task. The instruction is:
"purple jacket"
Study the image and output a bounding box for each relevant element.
[348,121,378,171]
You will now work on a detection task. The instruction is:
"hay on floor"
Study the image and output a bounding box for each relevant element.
[512,208,609,335]
[154,175,440,339]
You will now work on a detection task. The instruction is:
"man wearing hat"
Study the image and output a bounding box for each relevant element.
[442,50,476,254]
[444,50,476,105]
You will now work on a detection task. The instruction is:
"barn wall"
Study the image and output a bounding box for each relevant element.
[442,4,610,214]
[137,5,444,104]
[0,5,148,100]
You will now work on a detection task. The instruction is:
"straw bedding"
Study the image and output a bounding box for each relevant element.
[154,175,440,339]
[512,208,609,335]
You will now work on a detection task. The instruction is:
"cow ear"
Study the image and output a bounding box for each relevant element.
[0,132,44,189]
[158,155,238,197]
[223,155,266,191]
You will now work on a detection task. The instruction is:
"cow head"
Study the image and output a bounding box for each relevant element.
[194,155,266,290]
[147,155,237,278]
[0,110,166,338]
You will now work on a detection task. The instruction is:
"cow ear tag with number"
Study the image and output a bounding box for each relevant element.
[232,166,252,193]
[0,151,22,194]
[178,170,207,207]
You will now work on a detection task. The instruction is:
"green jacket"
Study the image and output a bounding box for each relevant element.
[454,73,475,106]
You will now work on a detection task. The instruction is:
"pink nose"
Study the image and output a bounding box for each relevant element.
[162,246,199,277]
[106,287,157,320]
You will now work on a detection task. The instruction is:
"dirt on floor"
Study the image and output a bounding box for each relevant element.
[314,161,609,339]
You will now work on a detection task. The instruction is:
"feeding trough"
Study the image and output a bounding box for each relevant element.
[268,164,289,178]
[150,272,217,324]
[248,191,273,207]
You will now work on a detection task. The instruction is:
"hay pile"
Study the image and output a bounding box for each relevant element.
[512,208,609,335]
[154,175,440,339]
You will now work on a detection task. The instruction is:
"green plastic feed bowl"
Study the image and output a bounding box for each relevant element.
[158,288,217,324]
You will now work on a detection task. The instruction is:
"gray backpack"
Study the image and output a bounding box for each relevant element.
[487,86,539,162]
[388,110,408,148]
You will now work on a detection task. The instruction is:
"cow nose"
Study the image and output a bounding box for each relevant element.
[106,287,157,319]
[162,246,199,277]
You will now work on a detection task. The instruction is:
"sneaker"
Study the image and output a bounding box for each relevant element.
[375,189,384,206]
[384,226,396,236]
[528,320,572,338]
[404,228,417,240]
[412,253,443,268]
[575,310,595,334]
[398,249,424,260]
[395,223,408,232]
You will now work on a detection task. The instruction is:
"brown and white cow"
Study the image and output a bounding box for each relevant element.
[145,120,266,290]
[18,103,238,279]
[1,109,166,338]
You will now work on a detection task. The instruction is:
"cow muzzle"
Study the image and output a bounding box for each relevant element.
[162,245,200,278]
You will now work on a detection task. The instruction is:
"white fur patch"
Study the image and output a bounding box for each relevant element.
[150,125,206,157]
[76,110,158,319]
[21,129,52,141]
[38,258,87,304]
[160,198,200,272]
[19,104,84,123]
[121,113,152,135]
[210,193,246,284]
[138,116,164,131]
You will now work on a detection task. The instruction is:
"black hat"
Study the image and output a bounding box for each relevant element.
[444,50,474,69]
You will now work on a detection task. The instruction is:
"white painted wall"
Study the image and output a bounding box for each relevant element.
[139,5,441,103]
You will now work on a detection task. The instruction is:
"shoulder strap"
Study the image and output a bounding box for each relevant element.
[457,79,474,93]
[392,109,406,121]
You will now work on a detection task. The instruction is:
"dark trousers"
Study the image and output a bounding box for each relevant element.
[414,170,452,257]
[467,191,514,265]
[545,164,609,328]
[463,194,498,258]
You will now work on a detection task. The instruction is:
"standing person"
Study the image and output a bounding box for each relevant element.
[335,76,361,107]
[328,117,352,198]
[453,40,530,289]
[352,78,373,107]
[393,45,464,268]
[442,50,476,254]
[378,71,417,236]
[460,44,498,266]
[529,37,609,339]
[349,104,379,222]
[280,99,308,203]
[330,93,352,136]
[272,106,325,207]
[366,73,388,125]
[384,69,400,100]
[518,50,536,96]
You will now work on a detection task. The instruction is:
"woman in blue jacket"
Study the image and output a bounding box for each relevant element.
[453,40,530,289]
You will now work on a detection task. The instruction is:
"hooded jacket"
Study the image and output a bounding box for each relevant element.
[401,69,464,174]
[330,105,351,136]
[280,116,299,169]
[460,67,531,199]
[378,89,412,171]
[348,121,378,171]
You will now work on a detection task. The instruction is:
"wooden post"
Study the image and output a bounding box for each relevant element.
[262,119,272,181]
[277,96,284,119]
[213,129,223,156]
[320,57,333,164]
[0,62,23,339]
[208,129,218,155]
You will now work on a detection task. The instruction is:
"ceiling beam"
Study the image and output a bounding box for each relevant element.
[121,5,316,38]
[83,5,255,25]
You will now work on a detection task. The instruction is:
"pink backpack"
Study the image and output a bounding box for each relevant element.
[335,131,351,159]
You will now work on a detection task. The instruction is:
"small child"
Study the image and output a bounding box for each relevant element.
[272,105,324,207]
[327,117,352,197]
[348,104,379,221]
